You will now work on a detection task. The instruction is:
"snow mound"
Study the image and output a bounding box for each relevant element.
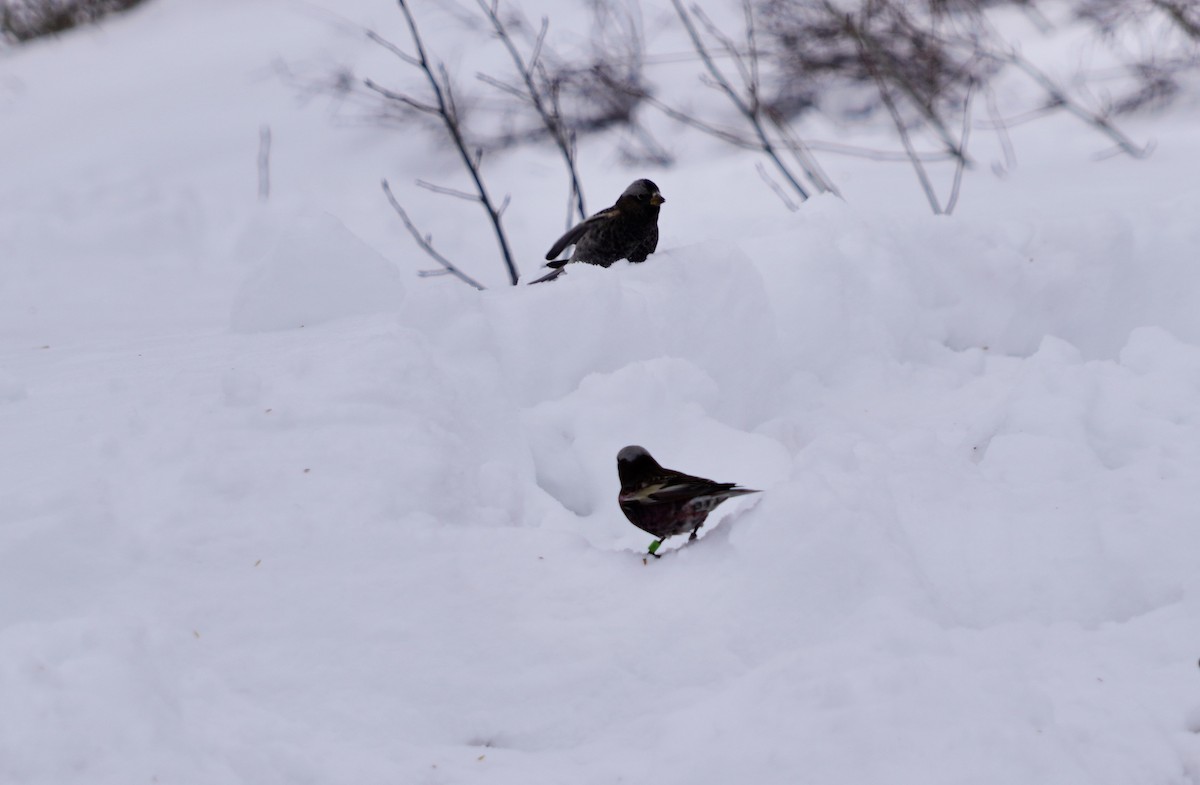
[230,210,405,333]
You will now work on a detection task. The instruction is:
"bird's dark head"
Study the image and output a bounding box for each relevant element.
[617,445,663,488]
[618,179,665,210]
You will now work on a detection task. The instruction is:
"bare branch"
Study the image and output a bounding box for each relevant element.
[475,72,528,101]
[983,84,1016,174]
[528,16,549,73]
[841,6,943,214]
[475,0,587,223]
[998,46,1150,158]
[691,4,755,99]
[1151,0,1200,41]
[944,80,975,215]
[744,0,760,107]
[756,161,800,211]
[640,93,761,149]
[803,141,957,162]
[670,0,814,202]
[416,179,480,201]
[363,78,439,114]
[621,70,946,169]
[767,108,841,197]
[879,73,944,214]
[842,2,970,165]
[437,63,461,124]
[377,0,520,286]
[365,29,419,67]
[973,102,1062,130]
[382,179,486,291]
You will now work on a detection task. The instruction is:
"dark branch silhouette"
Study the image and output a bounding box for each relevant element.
[382,179,486,291]
[669,0,829,202]
[366,0,519,287]
[474,0,588,226]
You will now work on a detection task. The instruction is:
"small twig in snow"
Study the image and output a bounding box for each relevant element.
[257,124,272,202]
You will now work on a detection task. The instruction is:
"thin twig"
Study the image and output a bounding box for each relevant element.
[943,79,974,215]
[257,125,271,202]
[744,0,760,109]
[475,0,587,224]
[362,79,438,114]
[767,109,841,196]
[692,5,754,98]
[416,179,480,201]
[998,47,1149,158]
[640,92,761,149]
[615,74,945,167]
[380,0,520,286]
[843,8,943,214]
[365,29,419,67]
[1151,0,1200,41]
[803,141,956,162]
[475,72,526,100]
[973,102,1061,130]
[983,84,1016,174]
[382,179,486,291]
[878,75,943,214]
[671,0,811,202]
[755,162,799,211]
[857,3,969,164]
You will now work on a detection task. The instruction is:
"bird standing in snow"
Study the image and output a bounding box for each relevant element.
[616,445,759,557]
[529,179,665,284]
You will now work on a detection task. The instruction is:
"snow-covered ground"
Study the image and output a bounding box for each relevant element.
[3,0,1200,782]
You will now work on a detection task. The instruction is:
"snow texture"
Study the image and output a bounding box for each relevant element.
[1,1,1199,783]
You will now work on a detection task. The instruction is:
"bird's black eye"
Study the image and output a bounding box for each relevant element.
[638,193,649,202]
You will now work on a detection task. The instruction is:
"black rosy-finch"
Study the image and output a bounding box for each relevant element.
[617,445,760,557]
[529,179,665,284]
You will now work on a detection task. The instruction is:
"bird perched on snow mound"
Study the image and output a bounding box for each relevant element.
[529,179,664,284]
[616,445,759,557]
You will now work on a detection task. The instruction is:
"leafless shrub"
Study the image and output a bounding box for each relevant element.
[1080,0,1200,40]
[367,0,519,288]
[1109,60,1185,114]
[654,0,840,208]
[1,0,147,43]
[474,0,666,173]
[313,0,1190,252]
[759,1,995,145]
[473,0,591,226]
[1074,0,1200,114]
[743,0,1172,212]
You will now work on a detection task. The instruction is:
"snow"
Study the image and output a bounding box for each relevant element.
[230,209,407,333]
[2,0,1200,783]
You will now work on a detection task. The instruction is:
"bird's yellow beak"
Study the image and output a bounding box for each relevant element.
[650,192,665,206]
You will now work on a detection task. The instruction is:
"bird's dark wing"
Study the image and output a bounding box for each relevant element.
[545,207,619,260]
[621,477,741,505]
[646,480,743,504]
